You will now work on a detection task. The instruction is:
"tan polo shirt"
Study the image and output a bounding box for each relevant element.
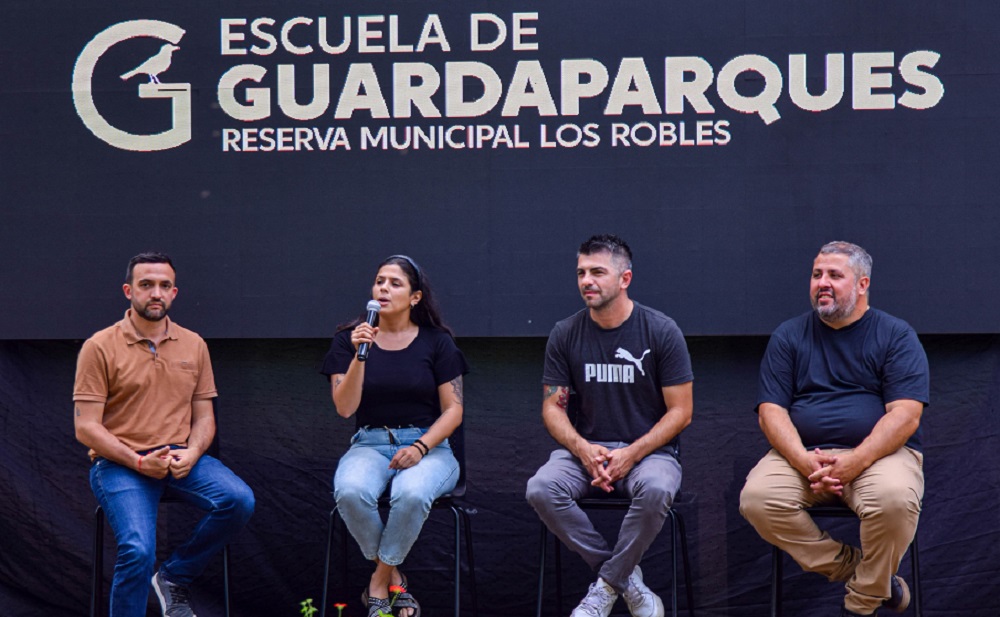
[73,310,217,459]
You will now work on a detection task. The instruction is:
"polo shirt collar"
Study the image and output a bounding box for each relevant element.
[119,309,177,344]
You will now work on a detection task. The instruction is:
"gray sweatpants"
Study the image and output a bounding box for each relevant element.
[525,444,682,593]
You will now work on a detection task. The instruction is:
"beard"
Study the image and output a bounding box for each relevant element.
[581,286,620,311]
[812,287,858,323]
[135,301,169,322]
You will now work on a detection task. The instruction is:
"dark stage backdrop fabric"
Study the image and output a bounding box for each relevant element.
[1,336,997,617]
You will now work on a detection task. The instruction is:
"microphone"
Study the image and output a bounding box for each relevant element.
[357,300,381,362]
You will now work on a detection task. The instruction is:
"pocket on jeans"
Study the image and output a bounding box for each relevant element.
[350,427,365,445]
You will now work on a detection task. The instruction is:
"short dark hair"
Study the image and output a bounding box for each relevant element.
[578,234,633,272]
[125,252,175,284]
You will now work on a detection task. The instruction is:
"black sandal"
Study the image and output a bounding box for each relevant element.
[392,573,420,617]
[365,594,392,617]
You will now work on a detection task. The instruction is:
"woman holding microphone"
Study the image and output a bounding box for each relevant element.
[321,255,467,617]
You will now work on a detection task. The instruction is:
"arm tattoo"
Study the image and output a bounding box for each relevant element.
[75,406,81,417]
[544,385,569,409]
[334,376,342,388]
[450,377,464,405]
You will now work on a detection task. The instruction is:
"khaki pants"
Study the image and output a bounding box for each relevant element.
[740,447,923,615]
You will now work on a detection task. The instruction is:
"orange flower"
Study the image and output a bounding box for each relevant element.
[334,604,347,609]
[389,585,406,594]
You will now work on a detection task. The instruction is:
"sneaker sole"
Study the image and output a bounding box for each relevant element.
[151,572,169,616]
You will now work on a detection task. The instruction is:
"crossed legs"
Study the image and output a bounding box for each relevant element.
[740,447,923,615]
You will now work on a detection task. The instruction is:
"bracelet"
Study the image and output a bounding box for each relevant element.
[137,454,143,470]
[414,439,430,456]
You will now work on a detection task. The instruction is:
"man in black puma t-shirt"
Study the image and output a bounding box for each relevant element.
[526,234,693,617]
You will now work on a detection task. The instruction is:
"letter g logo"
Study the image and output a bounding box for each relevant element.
[73,20,191,151]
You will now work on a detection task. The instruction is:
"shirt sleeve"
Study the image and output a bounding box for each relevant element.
[757,325,796,412]
[193,339,218,400]
[541,321,573,387]
[655,319,694,387]
[320,330,356,378]
[432,331,469,386]
[73,339,109,404]
[881,324,930,406]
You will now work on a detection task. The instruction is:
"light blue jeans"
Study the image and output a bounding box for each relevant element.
[89,452,255,617]
[333,427,459,566]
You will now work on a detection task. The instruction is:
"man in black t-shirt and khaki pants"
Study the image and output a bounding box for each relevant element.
[740,242,929,617]
[526,235,694,617]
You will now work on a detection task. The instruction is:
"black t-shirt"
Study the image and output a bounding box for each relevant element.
[757,308,930,451]
[321,326,469,430]
[542,302,693,448]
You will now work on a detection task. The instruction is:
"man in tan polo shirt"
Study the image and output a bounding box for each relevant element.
[74,252,254,617]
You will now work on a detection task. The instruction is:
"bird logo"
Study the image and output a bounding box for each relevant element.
[73,20,191,151]
[119,43,180,84]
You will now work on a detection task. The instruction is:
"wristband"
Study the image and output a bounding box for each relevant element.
[414,439,430,456]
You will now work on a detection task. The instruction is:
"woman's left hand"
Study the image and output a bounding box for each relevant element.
[389,445,423,469]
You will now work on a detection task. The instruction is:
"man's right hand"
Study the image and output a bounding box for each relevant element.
[138,446,172,479]
[804,448,844,496]
[577,441,614,492]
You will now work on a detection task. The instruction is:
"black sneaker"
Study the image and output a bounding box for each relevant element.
[883,575,911,613]
[152,571,197,617]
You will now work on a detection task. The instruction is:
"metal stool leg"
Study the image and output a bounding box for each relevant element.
[670,511,679,617]
[675,510,696,617]
[554,534,564,617]
[911,533,922,617]
[91,506,104,617]
[460,507,479,617]
[222,544,231,617]
[451,506,461,617]
[536,525,548,617]
[770,545,782,617]
[320,508,338,617]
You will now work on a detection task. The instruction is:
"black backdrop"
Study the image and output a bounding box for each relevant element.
[4,2,1000,616]
[1,334,998,617]
[3,1,1000,338]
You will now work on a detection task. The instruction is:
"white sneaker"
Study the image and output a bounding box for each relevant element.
[570,577,618,617]
[623,566,664,617]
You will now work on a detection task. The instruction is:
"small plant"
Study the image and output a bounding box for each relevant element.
[299,599,318,617]
[333,602,347,617]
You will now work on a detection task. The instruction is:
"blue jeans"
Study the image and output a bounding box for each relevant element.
[90,453,255,617]
[525,444,682,593]
[333,427,459,566]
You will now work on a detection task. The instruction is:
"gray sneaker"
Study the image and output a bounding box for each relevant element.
[152,571,197,617]
[623,566,665,617]
[570,577,618,617]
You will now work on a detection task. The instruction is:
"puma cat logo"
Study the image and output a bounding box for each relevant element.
[614,348,651,376]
